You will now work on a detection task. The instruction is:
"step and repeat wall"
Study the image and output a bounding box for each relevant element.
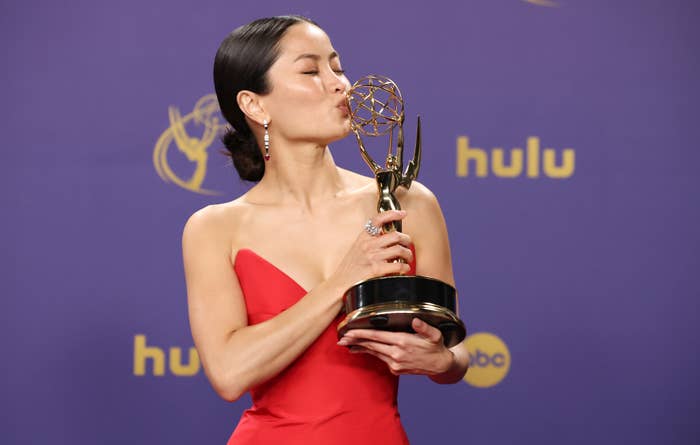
[4,0,698,444]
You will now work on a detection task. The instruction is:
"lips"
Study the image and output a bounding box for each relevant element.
[337,101,349,116]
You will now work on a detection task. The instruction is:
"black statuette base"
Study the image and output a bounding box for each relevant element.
[337,275,466,348]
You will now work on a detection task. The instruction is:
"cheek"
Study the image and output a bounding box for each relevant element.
[269,83,320,120]
[264,80,350,141]
[278,80,319,104]
[269,88,329,130]
[270,98,318,137]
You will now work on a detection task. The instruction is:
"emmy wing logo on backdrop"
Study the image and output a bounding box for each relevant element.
[153,94,225,195]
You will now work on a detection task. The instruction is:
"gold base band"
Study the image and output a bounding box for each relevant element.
[337,301,466,348]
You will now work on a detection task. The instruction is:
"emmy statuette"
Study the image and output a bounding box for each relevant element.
[337,75,466,348]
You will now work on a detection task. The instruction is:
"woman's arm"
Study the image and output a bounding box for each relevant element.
[183,207,414,401]
[337,182,470,384]
[409,182,470,383]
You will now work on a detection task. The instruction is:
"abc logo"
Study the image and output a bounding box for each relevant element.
[462,332,510,388]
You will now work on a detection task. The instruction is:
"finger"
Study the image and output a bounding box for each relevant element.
[375,231,412,249]
[391,368,425,376]
[349,346,396,368]
[373,245,412,264]
[345,339,397,358]
[371,210,406,229]
[383,261,412,276]
[396,232,412,248]
[344,328,414,346]
[411,318,443,344]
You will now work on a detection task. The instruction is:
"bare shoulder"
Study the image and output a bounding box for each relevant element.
[182,197,252,250]
[334,167,444,222]
[396,181,449,243]
[398,181,454,283]
[337,167,376,192]
[396,180,442,215]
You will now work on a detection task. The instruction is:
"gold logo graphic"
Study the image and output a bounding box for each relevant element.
[523,0,559,7]
[153,94,225,195]
[456,136,575,179]
[133,335,200,377]
[461,332,511,388]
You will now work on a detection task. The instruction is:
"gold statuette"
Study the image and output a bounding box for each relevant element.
[338,75,466,347]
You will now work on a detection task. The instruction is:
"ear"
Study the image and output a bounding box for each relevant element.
[237,90,269,126]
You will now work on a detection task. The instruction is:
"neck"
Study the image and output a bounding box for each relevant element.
[255,140,344,211]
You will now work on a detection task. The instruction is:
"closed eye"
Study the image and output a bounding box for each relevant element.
[302,69,345,75]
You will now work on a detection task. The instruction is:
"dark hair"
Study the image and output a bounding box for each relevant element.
[214,15,318,181]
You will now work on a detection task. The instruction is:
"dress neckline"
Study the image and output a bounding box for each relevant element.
[234,248,309,293]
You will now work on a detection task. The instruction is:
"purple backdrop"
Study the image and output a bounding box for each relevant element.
[3,0,699,444]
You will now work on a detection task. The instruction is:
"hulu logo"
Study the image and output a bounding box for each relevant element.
[133,334,200,376]
[456,136,575,178]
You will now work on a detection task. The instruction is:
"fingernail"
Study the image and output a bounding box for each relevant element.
[337,338,349,346]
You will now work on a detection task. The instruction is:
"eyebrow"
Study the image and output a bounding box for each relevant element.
[293,51,339,62]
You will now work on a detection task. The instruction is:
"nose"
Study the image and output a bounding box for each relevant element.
[327,69,349,93]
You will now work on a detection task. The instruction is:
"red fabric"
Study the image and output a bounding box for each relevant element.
[228,248,415,445]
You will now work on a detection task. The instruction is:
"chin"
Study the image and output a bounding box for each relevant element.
[332,128,352,144]
[319,124,352,145]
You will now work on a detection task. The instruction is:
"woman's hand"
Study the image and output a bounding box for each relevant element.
[329,210,414,291]
[337,318,455,376]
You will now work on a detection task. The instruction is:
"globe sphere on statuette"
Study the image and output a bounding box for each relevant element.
[347,75,404,137]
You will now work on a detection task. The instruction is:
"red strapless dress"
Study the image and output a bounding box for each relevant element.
[228,248,415,445]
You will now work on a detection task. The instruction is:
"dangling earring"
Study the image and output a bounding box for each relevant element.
[263,120,270,161]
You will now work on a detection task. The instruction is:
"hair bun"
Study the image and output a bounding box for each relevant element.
[222,127,264,181]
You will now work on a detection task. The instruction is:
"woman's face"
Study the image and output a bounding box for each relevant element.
[261,22,352,146]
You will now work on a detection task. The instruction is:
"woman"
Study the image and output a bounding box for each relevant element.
[182,15,469,445]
